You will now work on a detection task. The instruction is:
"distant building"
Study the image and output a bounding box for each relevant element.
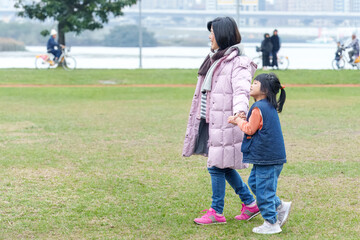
[258,0,266,10]
[273,0,288,11]
[350,0,360,11]
[272,0,356,26]
[334,0,346,12]
[142,0,205,9]
[285,0,334,12]
[205,0,217,10]
[141,0,263,11]
[274,0,358,12]
[210,0,259,11]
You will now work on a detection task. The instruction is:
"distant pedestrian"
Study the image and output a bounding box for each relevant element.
[228,73,292,234]
[345,33,359,63]
[334,41,343,69]
[182,16,259,225]
[260,33,273,70]
[270,29,281,69]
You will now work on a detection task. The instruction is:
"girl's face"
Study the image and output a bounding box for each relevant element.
[209,26,219,50]
[250,80,266,100]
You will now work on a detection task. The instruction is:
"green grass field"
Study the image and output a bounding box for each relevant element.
[0,68,360,85]
[0,69,359,239]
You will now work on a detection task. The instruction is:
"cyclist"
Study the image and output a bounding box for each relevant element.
[47,29,64,63]
[345,33,359,63]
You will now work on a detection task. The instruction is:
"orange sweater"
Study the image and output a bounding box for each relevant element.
[237,107,263,136]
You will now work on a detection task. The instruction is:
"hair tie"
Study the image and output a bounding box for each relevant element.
[281,85,285,89]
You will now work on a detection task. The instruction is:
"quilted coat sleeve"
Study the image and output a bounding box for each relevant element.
[231,57,255,115]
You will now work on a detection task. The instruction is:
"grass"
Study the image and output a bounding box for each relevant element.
[0,69,359,239]
[0,68,359,85]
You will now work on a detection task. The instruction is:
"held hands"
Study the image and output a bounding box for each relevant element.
[228,111,246,125]
[238,111,246,120]
[227,115,237,125]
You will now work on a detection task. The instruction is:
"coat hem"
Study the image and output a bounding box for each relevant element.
[243,158,287,165]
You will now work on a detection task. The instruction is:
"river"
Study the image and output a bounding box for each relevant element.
[0,43,346,70]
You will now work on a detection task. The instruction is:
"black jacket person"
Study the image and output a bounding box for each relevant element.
[261,33,273,69]
[270,29,281,68]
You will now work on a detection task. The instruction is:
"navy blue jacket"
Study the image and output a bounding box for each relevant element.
[261,38,273,54]
[270,35,281,52]
[47,37,60,52]
[241,99,286,165]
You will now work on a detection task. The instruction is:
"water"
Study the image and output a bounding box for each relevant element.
[0,43,344,69]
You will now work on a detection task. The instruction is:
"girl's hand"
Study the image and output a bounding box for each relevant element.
[228,116,237,125]
[229,112,246,125]
[238,111,246,120]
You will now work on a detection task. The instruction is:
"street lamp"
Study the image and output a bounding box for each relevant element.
[236,0,240,27]
[139,0,142,68]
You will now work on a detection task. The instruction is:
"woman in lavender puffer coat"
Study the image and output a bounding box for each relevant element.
[182,17,259,225]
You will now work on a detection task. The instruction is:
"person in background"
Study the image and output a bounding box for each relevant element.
[270,29,281,69]
[334,41,343,69]
[228,73,292,234]
[47,29,64,62]
[345,33,359,63]
[261,33,273,70]
[182,16,259,225]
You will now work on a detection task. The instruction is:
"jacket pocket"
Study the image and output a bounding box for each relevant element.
[241,135,252,153]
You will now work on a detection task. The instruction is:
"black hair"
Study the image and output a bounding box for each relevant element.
[254,73,286,113]
[207,16,241,50]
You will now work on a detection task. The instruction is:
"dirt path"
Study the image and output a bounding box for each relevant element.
[0,84,359,88]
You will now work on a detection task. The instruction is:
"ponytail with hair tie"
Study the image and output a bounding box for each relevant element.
[277,84,286,113]
[254,73,286,113]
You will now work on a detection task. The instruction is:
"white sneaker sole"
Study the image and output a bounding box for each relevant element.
[234,211,260,221]
[247,211,261,221]
[252,228,282,234]
[279,202,292,227]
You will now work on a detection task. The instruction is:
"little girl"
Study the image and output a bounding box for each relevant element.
[228,73,292,234]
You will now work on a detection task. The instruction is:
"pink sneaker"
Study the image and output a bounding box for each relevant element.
[235,203,260,221]
[194,208,226,225]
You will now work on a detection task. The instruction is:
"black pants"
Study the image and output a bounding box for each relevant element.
[272,50,278,67]
[348,50,355,62]
[194,118,209,155]
[262,52,271,67]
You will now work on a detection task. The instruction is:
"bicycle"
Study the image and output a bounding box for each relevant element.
[252,46,289,70]
[331,45,360,70]
[35,47,76,70]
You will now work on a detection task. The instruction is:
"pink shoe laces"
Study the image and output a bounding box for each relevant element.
[199,209,212,216]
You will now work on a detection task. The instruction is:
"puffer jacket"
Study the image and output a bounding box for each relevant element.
[182,45,257,169]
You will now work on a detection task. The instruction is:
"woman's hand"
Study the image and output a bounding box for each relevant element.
[228,115,237,125]
[238,111,246,120]
[228,111,246,125]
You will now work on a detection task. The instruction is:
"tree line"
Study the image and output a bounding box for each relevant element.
[9,0,156,47]
[0,21,157,47]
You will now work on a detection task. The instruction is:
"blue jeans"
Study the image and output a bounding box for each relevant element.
[48,49,62,60]
[208,166,255,214]
[248,164,283,224]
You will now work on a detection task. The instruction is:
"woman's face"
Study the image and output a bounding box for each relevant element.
[209,26,219,50]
